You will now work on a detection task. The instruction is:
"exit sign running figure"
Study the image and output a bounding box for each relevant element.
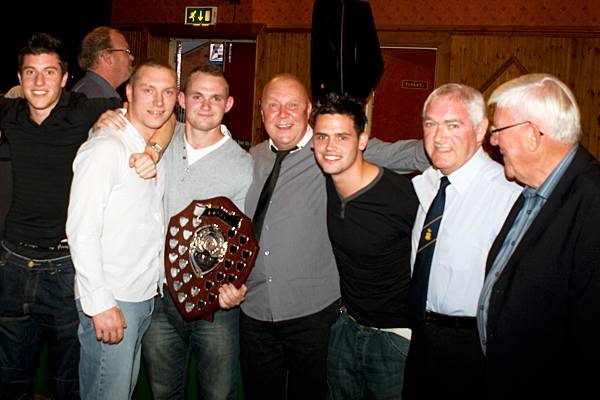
[185,7,218,26]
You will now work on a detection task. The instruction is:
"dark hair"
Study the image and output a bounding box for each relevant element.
[311,92,367,134]
[183,64,229,94]
[78,26,115,70]
[18,32,68,74]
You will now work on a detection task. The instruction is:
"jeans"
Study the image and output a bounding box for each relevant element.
[78,298,154,400]
[0,241,79,400]
[240,300,340,400]
[327,312,410,400]
[142,293,240,400]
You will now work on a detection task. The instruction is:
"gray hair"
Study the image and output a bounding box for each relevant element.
[422,83,486,127]
[488,73,581,144]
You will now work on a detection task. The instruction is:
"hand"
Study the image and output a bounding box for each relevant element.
[129,152,157,179]
[92,109,127,132]
[218,284,247,309]
[91,306,127,344]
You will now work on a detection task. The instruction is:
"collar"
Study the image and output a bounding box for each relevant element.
[84,71,121,98]
[268,126,312,153]
[532,143,578,200]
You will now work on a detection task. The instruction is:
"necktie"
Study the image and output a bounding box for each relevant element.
[407,176,451,325]
[253,148,293,241]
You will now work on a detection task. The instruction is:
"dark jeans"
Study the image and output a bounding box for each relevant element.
[0,241,79,400]
[142,293,240,400]
[239,300,339,400]
[327,312,409,400]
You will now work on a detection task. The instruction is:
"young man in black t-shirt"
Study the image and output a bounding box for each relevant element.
[0,32,168,399]
[311,93,417,399]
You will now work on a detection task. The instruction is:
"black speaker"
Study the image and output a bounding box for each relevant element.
[311,0,384,101]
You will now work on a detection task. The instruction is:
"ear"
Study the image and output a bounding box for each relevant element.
[358,131,369,151]
[60,72,68,88]
[225,96,234,113]
[475,118,489,145]
[178,91,186,110]
[525,125,542,152]
[17,73,22,85]
[125,83,133,104]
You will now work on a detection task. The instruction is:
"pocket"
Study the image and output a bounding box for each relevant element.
[382,331,410,358]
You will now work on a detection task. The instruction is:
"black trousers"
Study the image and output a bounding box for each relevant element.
[403,320,485,400]
[239,300,339,400]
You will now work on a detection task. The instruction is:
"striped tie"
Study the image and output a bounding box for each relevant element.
[407,176,451,325]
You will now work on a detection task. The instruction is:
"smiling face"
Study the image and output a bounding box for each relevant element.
[261,76,312,150]
[18,52,68,124]
[179,71,233,134]
[125,64,177,139]
[422,95,486,175]
[313,113,368,177]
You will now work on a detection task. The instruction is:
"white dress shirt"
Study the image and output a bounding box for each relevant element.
[411,148,521,316]
[67,117,164,316]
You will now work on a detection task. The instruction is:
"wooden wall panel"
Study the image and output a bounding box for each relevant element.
[576,38,600,157]
[252,29,312,145]
[448,34,600,158]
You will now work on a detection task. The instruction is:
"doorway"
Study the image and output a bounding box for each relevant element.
[173,39,256,149]
[370,47,437,142]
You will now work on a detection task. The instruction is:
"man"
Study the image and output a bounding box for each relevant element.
[240,73,430,400]
[142,64,251,400]
[0,32,121,399]
[66,61,177,399]
[72,26,134,99]
[477,73,600,399]
[402,84,520,399]
[312,93,417,399]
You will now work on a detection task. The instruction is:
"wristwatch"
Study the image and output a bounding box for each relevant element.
[147,141,164,160]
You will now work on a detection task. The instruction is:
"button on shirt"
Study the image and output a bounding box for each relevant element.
[67,114,164,316]
[411,148,521,317]
[477,144,578,352]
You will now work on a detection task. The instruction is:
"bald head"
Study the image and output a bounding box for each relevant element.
[260,74,312,150]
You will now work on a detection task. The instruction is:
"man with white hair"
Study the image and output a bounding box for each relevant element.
[477,73,600,399]
[403,83,520,399]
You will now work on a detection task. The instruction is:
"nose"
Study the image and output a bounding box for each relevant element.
[34,72,45,86]
[200,98,211,110]
[154,92,164,106]
[432,124,447,142]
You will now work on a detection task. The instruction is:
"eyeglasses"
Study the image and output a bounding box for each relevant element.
[105,48,132,55]
[489,120,544,136]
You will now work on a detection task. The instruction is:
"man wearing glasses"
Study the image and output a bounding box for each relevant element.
[72,26,134,100]
[477,73,600,399]
[403,83,520,399]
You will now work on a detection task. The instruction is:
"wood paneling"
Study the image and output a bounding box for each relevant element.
[122,23,600,158]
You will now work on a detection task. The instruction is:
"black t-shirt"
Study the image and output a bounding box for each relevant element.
[326,167,418,328]
[0,91,121,246]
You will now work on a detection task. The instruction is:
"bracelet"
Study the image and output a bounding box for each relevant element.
[146,141,163,160]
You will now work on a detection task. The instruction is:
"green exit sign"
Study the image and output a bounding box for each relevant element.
[185,7,218,26]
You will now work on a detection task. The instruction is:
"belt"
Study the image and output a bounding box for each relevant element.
[16,239,69,251]
[425,311,477,330]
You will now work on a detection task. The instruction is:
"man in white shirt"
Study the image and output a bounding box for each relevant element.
[66,61,178,399]
[403,83,521,399]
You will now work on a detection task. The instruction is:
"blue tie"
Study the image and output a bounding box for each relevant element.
[407,176,451,325]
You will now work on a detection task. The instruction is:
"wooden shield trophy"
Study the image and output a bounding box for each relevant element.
[164,197,258,321]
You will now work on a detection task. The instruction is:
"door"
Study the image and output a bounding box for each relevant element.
[370,47,437,142]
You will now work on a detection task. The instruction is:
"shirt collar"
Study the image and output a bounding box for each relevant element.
[268,126,312,153]
[440,147,488,195]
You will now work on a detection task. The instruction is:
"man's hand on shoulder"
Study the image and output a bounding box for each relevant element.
[91,306,127,344]
[92,109,127,132]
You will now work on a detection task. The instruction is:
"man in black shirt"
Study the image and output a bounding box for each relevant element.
[311,93,418,399]
[0,32,167,399]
